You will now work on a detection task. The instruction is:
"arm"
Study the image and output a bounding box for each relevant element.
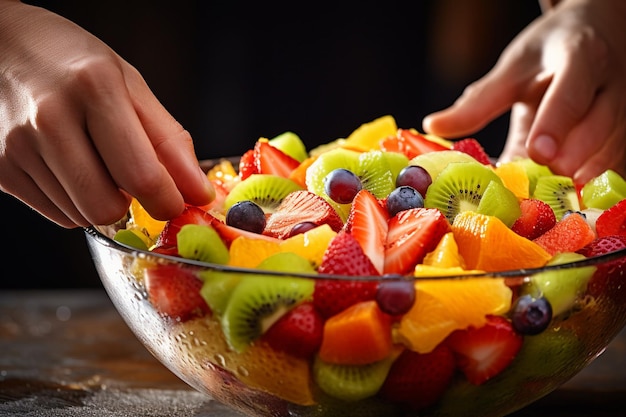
[422,0,626,184]
[0,0,214,228]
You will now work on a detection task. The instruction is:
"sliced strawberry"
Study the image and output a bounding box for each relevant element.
[264,190,344,239]
[577,234,626,304]
[533,211,596,255]
[596,198,626,237]
[445,315,523,385]
[154,206,214,249]
[262,301,324,359]
[315,230,379,317]
[239,148,258,181]
[379,134,404,155]
[209,215,281,248]
[144,264,210,321]
[397,129,449,158]
[384,207,450,275]
[451,138,493,166]
[511,198,557,240]
[254,138,301,178]
[379,344,456,410]
[345,189,389,274]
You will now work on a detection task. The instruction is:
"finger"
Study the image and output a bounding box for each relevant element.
[498,102,535,163]
[123,65,215,206]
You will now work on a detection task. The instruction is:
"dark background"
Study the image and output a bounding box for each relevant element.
[2,0,541,289]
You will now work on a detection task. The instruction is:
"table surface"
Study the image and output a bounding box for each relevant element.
[1,289,625,417]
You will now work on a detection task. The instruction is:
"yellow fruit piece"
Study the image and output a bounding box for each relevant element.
[341,115,398,152]
[228,236,281,268]
[422,232,466,269]
[280,224,337,269]
[207,158,239,186]
[494,161,530,199]
[129,198,167,241]
[414,265,483,277]
[420,133,453,149]
[452,211,552,272]
[398,278,512,354]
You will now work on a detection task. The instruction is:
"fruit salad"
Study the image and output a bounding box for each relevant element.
[97,115,626,417]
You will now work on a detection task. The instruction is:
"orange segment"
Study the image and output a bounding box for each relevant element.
[280,224,337,269]
[129,198,167,242]
[228,236,281,268]
[422,232,466,269]
[494,161,530,199]
[397,278,512,354]
[452,211,552,271]
[289,155,318,188]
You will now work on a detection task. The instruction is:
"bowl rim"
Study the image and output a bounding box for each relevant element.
[84,224,626,282]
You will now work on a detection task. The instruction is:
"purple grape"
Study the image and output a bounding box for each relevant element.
[511,294,552,335]
[288,221,318,237]
[225,200,266,234]
[396,165,432,196]
[376,278,416,316]
[324,168,362,204]
[386,186,424,217]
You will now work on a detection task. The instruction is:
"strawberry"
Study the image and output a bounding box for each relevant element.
[238,149,258,181]
[254,138,301,178]
[262,301,324,359]
[344,189,389,274]
[445,315,523,385]
[577,234,626,304]
[511,198,557,240]
[263,190,344,239]
[451,138,493,166]
[533,211,596,255]
[384,207,450,274]
[154,206,214,249]
[395,129,449,159]
[378,344,456,410]
[595,198,626,237]
[144,264,210,321]
[209,215,281,248]
[315,230,379,317]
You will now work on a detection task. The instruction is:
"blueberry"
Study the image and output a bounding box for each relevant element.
[511,294,553,335]
[386,186,424,217]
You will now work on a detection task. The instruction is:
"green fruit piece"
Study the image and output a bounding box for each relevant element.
[523,252,596,316]
[176,224,229,264]
[199,270,245,317]
[224,174,304,213]
[581,169,626,210]
[409,149,475,181]
[220,253,315,352]
[476,179,522,227]
[381,151,409,184]
[113,228,149,251]
[532,175,579,220]
[424,160,506,224]
[356,150,395,198]
[513,158,553,195]
[312,354,396,402]
[257,251,316,273]
[269,131,308,162]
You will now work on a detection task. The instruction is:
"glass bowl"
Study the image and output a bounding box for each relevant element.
[85,219,626,417]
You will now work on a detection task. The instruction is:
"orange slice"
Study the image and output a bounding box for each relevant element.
[494,161,530,199]
[228,236,281,268]
[422,231,466,269]
[452,211,552,271]
[280,224,337,269]
[129,198,167,241]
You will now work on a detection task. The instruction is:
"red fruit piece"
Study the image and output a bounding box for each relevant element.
[533,212,596,256]
[144,264,210,321]
[577,234,626,304]
[379,344,456,410]
[345,189,389,274]
[318,229,381,276]
[264,190,344,239]
[262,301,324,359]
[210,215,281,248]
[384,207,450,275]
[239,149,258,181]
[398,129,449,158]
[596,198,626,237]
[254,139,301,178]
[445,315,523,385]
[451,138,493,166]
[511,198,557,240]
[154,206,214,249]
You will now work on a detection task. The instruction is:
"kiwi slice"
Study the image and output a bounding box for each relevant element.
[476,180,521,227]
[113,228,149,251]
[177,224,229,264]
[581,169,626,210]
[356,150,395,198]
[224,174,303,213]
[382,151,409,184]
[532,175,579,220]
[424,161,508,224]
[269,131,308,162]
[199,270,245,317]
[312,354,396,402]
[220,252,315,352]
[409,150,476,181]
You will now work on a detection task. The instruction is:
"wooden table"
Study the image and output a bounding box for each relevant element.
[1,289,625,416]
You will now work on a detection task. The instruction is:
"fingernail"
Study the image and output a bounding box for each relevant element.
[531,134,557,161]
[199,166,216,199]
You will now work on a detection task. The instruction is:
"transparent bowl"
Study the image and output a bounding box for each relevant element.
[85,219,626,417]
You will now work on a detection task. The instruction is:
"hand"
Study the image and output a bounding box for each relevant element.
[0,1,215,228]
[422,0,626,185]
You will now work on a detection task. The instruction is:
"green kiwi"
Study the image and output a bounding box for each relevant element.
[224,174,304,213]
[382,151,409,184]
[521,252,596,317]
[269,131,308,162]
[476,180,521,227]
[424,161,508,224]
[220,252,315,352]
[409,150,476,181]
[176,224,229,264]
[512,158,553,196]
[581,169,626,210]
[532,175,580,220]
[356,150,395,198]
[312,354,396,402]
[113,229,149,251]
[199,270,245,317]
